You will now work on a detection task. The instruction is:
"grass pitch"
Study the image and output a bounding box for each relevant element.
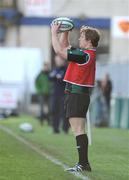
[0,115,129,180]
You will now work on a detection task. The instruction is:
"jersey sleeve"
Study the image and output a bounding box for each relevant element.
[67,47,89,64]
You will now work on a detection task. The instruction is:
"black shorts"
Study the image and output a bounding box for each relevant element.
[64,93,90,119]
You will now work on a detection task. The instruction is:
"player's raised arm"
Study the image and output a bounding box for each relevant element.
[59,31,70,48]
[51,23,68,59]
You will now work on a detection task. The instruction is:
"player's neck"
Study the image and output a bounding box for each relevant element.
[85,44,93,49]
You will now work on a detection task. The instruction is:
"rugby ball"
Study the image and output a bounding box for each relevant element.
[52,17,74,32]
[19,123,33,132]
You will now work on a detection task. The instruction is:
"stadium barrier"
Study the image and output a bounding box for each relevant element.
[110,97,129,129]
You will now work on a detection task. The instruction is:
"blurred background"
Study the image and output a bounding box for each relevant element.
[0,0,129,129]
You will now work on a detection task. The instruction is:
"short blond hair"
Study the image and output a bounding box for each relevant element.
[80,26,100,47]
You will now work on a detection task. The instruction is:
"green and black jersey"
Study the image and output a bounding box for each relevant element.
[65,82,90,94]
[67,47,89,64]
[65,47,92,94]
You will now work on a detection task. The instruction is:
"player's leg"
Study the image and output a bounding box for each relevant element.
[61,96,69,133]
[67,117,91,172]
[65,93,91,172]
[39,95,44,125]
[51,96,60,133]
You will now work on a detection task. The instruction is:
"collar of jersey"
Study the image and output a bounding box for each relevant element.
[82,48,96,51]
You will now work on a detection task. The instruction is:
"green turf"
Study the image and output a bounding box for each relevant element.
[0,127,78,180]
[0,127,79,180]
[0,115,129,180]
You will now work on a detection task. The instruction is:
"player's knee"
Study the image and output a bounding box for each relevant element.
[72,126,85,136]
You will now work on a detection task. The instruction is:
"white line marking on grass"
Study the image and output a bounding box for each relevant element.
[0,125,89,180]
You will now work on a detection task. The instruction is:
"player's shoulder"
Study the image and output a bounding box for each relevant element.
[83,48,96,56]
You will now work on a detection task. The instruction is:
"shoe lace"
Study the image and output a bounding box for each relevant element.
[75,164,83,171]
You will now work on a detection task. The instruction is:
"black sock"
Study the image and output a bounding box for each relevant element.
[76,134,89,166]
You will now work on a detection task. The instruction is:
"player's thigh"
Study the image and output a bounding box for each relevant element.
[69,117,86,135]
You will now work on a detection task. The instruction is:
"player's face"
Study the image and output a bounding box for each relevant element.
[79,32,89,48]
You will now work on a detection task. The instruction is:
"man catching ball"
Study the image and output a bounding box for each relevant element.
[51,19,100,172]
